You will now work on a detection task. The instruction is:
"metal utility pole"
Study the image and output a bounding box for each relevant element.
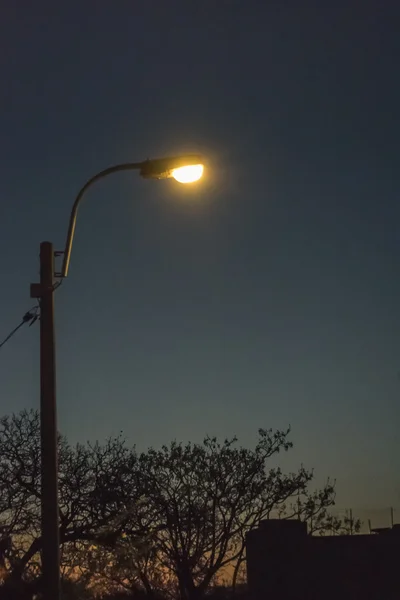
[31,241,60,600]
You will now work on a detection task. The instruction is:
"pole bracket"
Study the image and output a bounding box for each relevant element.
[54,250,64,278]
[30,283,54,298]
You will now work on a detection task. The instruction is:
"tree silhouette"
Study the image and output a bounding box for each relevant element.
[0,410,141,596]
[0,413,346,600]
[105,429,337,600]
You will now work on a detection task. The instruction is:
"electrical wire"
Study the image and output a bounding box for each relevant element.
[0,279,63,351]
[53,279,63,292]
[0,305,39,350]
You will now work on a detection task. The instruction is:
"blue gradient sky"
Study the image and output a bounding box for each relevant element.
[0,1,399,509]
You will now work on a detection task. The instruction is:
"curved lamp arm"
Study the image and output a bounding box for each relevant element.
[59,153,204,278]
[60,163,142,278]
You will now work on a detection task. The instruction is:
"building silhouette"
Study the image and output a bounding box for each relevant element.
[246,519,400,599]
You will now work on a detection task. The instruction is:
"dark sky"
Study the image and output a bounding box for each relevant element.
[1,1,399,510]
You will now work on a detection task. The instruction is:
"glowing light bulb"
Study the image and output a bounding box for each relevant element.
[171,164,204,184]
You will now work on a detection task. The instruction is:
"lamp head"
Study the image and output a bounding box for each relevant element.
[139,154,205,183]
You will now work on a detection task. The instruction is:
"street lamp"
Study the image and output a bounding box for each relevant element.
[30,154,205,600]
